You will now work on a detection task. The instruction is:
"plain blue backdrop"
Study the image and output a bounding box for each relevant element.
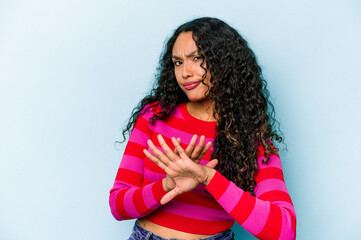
[1,0,361,239]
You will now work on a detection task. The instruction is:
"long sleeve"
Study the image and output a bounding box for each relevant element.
[205,146,296,240]
[109,106,167,221]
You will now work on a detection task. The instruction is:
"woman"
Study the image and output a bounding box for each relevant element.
[109,17,296,240]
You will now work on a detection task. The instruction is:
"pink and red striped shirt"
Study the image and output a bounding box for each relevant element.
[109,102,296,239]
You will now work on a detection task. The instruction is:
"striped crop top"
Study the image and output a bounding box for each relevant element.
[109,102,296,239]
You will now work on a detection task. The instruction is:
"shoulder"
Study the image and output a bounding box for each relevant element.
[139,101,162,121]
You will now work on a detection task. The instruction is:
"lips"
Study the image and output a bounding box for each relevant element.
[183,81,201,90]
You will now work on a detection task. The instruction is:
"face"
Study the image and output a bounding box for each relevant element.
[172,32,212,102]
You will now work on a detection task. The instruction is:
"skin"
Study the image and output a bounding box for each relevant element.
[137,31,219,239]
[172,31,216,122]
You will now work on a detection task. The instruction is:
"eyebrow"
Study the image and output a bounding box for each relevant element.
[172,50,199,60]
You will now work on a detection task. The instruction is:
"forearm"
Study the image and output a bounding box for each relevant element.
[109,178,167,221]
[205,171,296,240]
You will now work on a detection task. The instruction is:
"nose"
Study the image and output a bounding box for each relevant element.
[182,61,193,79]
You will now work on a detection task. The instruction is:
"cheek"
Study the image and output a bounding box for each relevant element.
[174,70,182,85]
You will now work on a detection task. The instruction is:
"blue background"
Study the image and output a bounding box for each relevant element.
[1,0,360,239]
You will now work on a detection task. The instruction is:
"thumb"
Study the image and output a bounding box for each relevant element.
[205,159,218,169]
[161,187,183,205]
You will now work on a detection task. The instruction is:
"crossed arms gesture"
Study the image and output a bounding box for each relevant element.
[143,134,218,205]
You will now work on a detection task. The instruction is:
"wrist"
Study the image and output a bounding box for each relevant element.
[200,168,216,186]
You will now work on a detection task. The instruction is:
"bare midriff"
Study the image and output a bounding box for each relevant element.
[137,218,213,240]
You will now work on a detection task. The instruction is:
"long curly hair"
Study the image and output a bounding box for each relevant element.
[121,17,283,195]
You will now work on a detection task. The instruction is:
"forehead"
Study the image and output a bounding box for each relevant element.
[172,32,198,54]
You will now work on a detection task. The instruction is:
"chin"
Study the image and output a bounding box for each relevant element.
[187,95,207,102]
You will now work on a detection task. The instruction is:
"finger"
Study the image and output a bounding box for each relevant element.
[143,149,168,170]
[197,141,212,161]
[171,137,190,160]
[205,159,218,169]
[190,135,206,159]
[157,134,179,161]
[147,139,171,165]
[174,138,181,155]
[160,187,183,205]
[184,134,197,156]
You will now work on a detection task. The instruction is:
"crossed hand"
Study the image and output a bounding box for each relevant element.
[143,134,218,205]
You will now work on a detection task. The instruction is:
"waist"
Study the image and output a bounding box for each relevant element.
[135,219,233,239]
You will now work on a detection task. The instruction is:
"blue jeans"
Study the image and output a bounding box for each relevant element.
[128,221,235,240]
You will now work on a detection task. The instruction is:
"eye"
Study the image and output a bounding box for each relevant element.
[174,60,182,66]
[194,56,202,61]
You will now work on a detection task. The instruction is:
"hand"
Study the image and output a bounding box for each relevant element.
[174,135,212,164]
[153,134,213,193]
[144,134,218,204]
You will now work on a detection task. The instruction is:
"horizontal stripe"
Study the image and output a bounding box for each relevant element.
[151,179,167,203]
[142,182,158,209]
[230,191,255,224]
[287,208,297,234]
[149,115,216,139]
[272,201,296,218]
[256,204,282,240]
[205,171,230,200]
[109,190,121,220]
[115,168,143,186]
[256,145,265,158]
[124,188,140,218]
[111,180,137,190]
[129,128,149,147]
[149,120,215,149]
[119,155,144,174]
[144,211,234,235]
[133,187,148,215]
[134,115,150,136]
[241,198,270,235]
[257,154,282,170]
[254,179,288,197]
[254,167,284,183]
[172,107,186,119]
[179,103,217,128]
[217,181,244,212]
[124,141,146,160]
[258,190,293,205]
[162,200,230,221]
[144,167,165,182]
[140,104,157,120]
[278,207,296,240]
[143,155,166,174]
[115,189,132,220]
[173,191,224,210]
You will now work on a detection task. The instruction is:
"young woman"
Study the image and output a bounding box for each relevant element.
[109,17,296,240]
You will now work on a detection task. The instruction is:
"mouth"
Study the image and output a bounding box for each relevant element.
[183,81,201,90]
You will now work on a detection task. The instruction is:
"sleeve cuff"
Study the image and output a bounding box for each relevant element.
[205,171,231,200]
[152,179,167,202]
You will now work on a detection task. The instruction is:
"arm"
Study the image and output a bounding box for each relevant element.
[205,146,296,240]
[148,136,296,240]
[109,106,167,221]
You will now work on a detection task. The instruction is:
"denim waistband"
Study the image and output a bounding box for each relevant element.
[129,221,234,240]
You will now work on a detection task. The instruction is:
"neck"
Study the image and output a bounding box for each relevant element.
[186,99,216,122]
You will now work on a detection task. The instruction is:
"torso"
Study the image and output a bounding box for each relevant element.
[136,102,232,237]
